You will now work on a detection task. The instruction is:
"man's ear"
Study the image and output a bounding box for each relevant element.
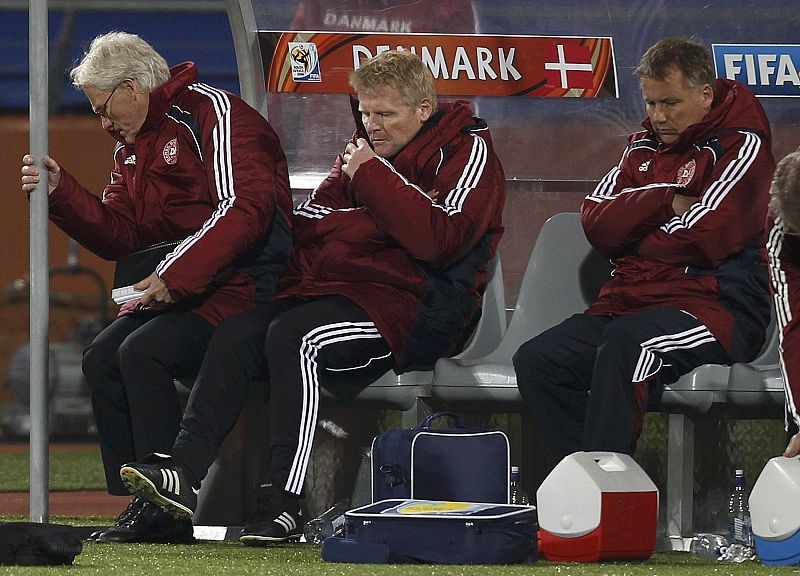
[118,78,140,102]
[418,98,433,122]
[701,83,714,110]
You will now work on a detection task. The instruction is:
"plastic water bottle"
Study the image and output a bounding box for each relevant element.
[303,502,348,544]
[510,466,530,505]
[689,533,728,560]
[719,543,757,563]
[728,469,753,547]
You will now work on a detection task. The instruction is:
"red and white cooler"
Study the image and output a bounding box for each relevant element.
[536,451,658,562]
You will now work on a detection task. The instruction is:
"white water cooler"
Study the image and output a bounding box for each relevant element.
[750,456,800,565]
[536,451,658,562]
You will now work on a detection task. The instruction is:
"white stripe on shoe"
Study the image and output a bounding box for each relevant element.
[160,468,181,495]
[274,512,297,533]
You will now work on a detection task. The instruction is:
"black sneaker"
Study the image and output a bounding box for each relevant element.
[95,497,194,544]
[86,528,106,541]
[239,484,304,546]
[90,497,144,542]
[120,453,198,519]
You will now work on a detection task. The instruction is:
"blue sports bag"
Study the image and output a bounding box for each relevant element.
[322,499,537,564]
[370,412,510,503]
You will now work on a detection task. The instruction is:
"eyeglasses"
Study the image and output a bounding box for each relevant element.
[92,84,119,117]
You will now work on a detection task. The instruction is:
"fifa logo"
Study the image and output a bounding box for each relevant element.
[288,42,321,83]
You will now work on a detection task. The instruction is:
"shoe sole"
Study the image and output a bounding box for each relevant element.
[239,534,302,546]
[120,466,194,520]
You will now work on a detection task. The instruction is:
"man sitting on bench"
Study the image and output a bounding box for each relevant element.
[514,37,775,466]
[118,49,506,545]
[20,31,293,544]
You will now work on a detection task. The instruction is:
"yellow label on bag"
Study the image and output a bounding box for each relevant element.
[384,500,496,516]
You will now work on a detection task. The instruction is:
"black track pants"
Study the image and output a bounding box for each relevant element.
[513,308,729,463]
[174,296,394,495]
[82,311,213,495]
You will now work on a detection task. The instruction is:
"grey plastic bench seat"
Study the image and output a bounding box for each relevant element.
[433,212,608,412]
[726,319,783,414]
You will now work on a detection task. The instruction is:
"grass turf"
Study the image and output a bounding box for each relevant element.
[0,516,792,576]
[0,448,795,574]
[0,447,106,491]
[0,528,792,576]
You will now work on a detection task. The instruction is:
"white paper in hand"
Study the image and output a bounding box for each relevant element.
[112,286,145,305]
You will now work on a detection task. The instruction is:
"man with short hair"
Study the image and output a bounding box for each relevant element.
[766,150,800,457]
[514,37,775,464]
[20,31,293,543]
[120,49,506,545]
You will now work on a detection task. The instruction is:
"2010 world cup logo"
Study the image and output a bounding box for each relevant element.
[291,45,312,72]
[288,42,321,82]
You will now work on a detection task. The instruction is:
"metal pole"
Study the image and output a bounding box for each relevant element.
[225,0,267,117]
[29,0,50,523]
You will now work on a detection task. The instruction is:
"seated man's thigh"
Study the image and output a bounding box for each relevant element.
[267,296,394,387]
[83,314,152,378]
[118,311,214,379]
[597,307,728,384]
[514,313,609,392]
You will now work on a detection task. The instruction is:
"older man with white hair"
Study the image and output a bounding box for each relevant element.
[20,31,293,543]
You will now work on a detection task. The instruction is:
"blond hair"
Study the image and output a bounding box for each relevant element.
[349,50,437,110]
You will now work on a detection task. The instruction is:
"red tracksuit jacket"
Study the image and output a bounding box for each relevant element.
[48,62,294,326]
[277,99,506,368]
[767,215,800,430]
[582,79,775,361]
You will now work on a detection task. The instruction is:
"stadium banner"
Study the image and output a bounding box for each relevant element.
[260,31,618,98]
[713,44,800,98]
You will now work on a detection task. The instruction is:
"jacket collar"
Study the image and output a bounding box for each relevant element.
[139,62,199,136]
[641,78,771,151]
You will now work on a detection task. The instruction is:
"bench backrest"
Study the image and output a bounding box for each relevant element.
[485,212,611,365]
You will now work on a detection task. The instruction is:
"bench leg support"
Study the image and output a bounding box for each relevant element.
[666,413,694,549]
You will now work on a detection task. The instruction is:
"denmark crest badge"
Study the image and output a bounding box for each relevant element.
[163,138,178,165]
[676,159,696,187]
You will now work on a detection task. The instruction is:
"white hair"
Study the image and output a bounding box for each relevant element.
[70,31,170,92]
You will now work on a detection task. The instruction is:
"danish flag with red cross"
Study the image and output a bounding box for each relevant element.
[544,44,595,90]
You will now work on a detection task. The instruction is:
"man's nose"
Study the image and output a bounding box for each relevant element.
[651,105,667,123]
[364,114,381,131]
[101,116,113,129]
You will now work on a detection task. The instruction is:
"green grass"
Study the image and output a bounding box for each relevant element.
[0,442,796,574]
[0,522,793,576]
[0,448,106,491]
[0,517,793,576]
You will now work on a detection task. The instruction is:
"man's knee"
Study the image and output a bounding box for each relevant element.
[82,334,118,385]
[513,338,534,374]
[513,335,553,388]
[206,309,273,361]
[264,311,302,356]
[115,331,156,371]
